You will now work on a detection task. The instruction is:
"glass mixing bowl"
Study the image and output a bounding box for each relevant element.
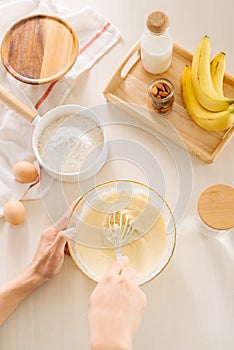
[68,180,176,285]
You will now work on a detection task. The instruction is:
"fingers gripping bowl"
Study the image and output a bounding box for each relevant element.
[67,180,176,285]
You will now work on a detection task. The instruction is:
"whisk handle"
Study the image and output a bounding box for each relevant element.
[116,246,122,259]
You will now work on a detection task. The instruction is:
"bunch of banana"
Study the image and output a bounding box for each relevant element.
[181,35,234,131]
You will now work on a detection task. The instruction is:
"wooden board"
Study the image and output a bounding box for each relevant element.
[1,14,78,85]
[103,41,234,163]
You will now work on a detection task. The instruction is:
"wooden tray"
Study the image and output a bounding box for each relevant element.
[103,41,234,163]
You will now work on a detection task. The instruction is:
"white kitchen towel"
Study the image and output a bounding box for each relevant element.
[0,0,120,216]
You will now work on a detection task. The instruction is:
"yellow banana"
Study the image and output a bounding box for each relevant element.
[181,65,234,131]
[191,36,234,112]
[210,51,226,95]
[192,110,234,131]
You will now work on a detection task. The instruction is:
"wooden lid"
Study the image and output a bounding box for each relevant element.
[1,14,78,85]
[146,11,170,34]
[197,184,234,230]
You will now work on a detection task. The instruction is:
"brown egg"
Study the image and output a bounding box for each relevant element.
[3,200,26,225]
[13,160,38,183]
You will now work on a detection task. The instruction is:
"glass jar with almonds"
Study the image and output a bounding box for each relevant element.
[148,78,174,115]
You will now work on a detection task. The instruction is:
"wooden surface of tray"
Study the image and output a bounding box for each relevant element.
[103,41,234,163]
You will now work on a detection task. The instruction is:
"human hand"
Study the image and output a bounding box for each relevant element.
[89,256,147,350]
[0,203,75,326]
[28,203,75,286]
[28,226,66,286]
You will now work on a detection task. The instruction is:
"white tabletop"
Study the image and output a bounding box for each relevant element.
[0,0,234,349]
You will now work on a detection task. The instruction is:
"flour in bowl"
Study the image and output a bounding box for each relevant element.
[38,114,104,173]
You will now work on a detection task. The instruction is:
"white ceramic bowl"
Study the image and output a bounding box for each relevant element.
[32,104,108,182]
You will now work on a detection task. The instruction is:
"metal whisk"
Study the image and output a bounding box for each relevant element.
[104,210,134,259]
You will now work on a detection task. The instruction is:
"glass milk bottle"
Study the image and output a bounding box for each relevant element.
[141,11,173,74]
